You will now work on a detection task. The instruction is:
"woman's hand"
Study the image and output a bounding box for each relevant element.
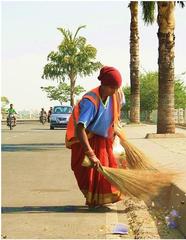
[85,150,101,168]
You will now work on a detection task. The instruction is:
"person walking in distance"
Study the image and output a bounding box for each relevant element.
[48,107,53,123]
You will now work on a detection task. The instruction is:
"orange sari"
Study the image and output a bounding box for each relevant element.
[71,134,122,207]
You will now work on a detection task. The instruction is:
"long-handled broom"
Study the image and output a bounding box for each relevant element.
[115,126,157,170]
[82,156,177,201]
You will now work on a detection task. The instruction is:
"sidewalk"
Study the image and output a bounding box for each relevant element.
[123,124,186,236]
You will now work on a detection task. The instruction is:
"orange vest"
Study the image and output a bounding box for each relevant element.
[65,86,123,148]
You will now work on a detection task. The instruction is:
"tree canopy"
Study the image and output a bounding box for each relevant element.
[42,25,102,106]
[175,79,186,109]
[1,96,10,116]
[123,71,186,120]
[1,96,9,107]
[41,83,85,105]
[140,71,158,113]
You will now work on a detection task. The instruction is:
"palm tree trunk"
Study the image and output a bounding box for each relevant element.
[157,2,175,133]
[129,1,140,123]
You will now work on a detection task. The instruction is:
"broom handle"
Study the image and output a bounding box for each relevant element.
[97,163,104,172]
[115,127,127,142]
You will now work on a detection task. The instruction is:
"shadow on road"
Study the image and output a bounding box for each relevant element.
[1,143,65,152]
[1,205,126,214]
[1,128,66,132]
[32,128,66,131]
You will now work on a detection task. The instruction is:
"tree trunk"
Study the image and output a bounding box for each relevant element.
[147,111,151,122]
[129,1,140,123]
[69,74,76,107]
[157,2,175,133]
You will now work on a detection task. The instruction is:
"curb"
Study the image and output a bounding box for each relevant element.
[124,192,184,239]
[145,133,186,138]
[160,184,186,237]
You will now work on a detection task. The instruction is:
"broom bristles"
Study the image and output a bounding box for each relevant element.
[115,127,157,170]
[82,156,178,200]
[121,139,156,170]
[98,166,177,200]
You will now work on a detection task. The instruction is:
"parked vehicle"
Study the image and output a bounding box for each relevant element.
[7,114,15,130]
[50,106,72,130]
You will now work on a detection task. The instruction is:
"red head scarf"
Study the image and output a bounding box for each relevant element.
[98,66,122,88]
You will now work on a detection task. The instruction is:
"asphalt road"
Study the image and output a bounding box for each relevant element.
[1,122,130,239]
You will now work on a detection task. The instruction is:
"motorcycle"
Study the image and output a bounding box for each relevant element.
[7,114,15,130]
[40,115,47,125]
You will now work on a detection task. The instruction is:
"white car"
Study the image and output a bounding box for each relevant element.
[50,106,72,130]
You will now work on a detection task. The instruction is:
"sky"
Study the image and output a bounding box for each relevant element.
[1,1,186,111]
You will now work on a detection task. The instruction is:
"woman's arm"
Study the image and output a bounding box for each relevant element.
[77,123,92,152]
[77,123,100,168]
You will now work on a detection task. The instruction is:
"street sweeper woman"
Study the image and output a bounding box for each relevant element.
[66,66,125,208]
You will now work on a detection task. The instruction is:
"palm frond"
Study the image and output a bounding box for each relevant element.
[73,25,86,40]
[141,1,156,25]
[176,1,185,8]
[57,27,69,40]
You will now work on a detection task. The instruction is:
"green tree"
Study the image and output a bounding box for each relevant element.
[140,72,186,113]
[141,1,185,134]
[175,79,186,109]
[140,72,158,121]
[123,72,157,121]
[123,71,186,121]
[1,96,9,108]
[129,1,140,123]
[122,86,130,113]
[1,96,10,117]
[41,83,85,105]
[42,25,102,106]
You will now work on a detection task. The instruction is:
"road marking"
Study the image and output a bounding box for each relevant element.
[106,203,121,239]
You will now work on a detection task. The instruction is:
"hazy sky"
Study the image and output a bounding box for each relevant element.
[2,1,186,111]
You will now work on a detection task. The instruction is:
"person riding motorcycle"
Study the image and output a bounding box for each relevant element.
[47,107,53,123]
[7,104,17,126]
[39,108,47,123]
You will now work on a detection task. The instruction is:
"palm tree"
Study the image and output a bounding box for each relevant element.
[129,1,140,123]
[141,1,184,134]
[42,26,102,107]
[157,2,176,133]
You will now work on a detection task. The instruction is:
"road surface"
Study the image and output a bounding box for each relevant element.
[1,122,130,239]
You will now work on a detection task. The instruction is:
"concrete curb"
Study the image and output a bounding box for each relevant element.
[124,193,184,239]
[163,184,186,237]
[145,133,186,138]
[149,183,186,237]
